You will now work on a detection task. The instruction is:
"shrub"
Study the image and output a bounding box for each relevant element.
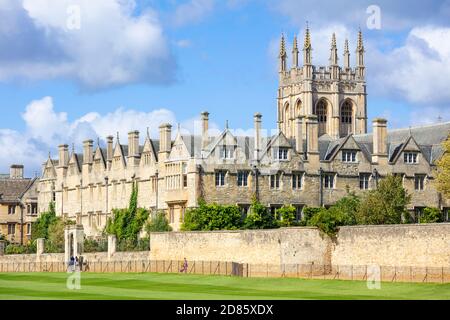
[276,205,296,227]
[243,199,279,230]
[146,211,172,233]
[419,207,443,224]
[182,199,243,231]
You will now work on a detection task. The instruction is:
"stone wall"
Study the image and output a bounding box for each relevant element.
[150,224,450,268]
[150,228,331,265]
[332,223,450,267]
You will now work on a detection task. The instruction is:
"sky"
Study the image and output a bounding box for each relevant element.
[0,0,450,176]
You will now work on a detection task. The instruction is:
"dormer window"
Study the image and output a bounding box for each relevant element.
[342,150,357,163]
[220,146,234,159]
[274,147,289,161]
[404,152,418,164]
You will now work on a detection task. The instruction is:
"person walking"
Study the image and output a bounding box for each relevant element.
[180,258,188,273]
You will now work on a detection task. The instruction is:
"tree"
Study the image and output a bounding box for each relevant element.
[436,135,450,199]
[356,175,411,225]
[276,205,296,227]
[31,202,57,240]
[145,211,172,233]
[182,199,243,231]
[243,198,279,230]
[105,182,149,241]
[419,207,443,224]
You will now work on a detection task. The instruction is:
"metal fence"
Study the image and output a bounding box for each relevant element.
[0,261,449,283]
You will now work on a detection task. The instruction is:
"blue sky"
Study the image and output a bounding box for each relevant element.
[0,0,449,175]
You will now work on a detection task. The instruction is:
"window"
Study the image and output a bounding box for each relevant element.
[27,223,31,235]
[274,148,289,160]
[215,171,226,186]
[415,175,426,191]
[316,100,327,123]
[342,150,357,163]
[292,173,303,190]
[341,101,353,124]
[270,174,281,189]
[237,171,249,187]
[359,173,371,190]
[323,174,335,189]
[444,208,450,222]
[169,207,174,223]
[7,224,15,235]
[183,175,188,188]
[220,146,234,159]
[404,152,418,164]
[8,205,15,215]
[52,192,56,202]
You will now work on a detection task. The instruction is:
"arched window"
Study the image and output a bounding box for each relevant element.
[316,100,327,123]
[341,101,353,124]
[295,100,302,118]
[283,103,290,134]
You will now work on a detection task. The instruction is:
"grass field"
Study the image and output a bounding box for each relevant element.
[0,272,449,300]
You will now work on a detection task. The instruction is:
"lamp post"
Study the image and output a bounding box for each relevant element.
[319,168,324,207]
[253,164,259,202]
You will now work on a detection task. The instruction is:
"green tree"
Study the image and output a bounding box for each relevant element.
[182,199,243,231]
[356,175,411,225]
[31,202,57,240]
[436,135,450,199]
[105,182,149,242]
[243,199,279,230]
[276,205,296,227]
[301,207,323,225]
[145,211,172,233]
[419,207,443,224]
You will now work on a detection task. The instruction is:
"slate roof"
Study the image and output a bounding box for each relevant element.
[0,178,37,203]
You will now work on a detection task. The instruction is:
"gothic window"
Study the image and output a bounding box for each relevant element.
[295,100,302,118]
[415,175,426,191]
[315,100,328,123]
[341,101,353,124]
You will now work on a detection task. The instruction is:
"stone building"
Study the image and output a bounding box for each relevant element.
[37,29,450,235]
[0,165,38,244]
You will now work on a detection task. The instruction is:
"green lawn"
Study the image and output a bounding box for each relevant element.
[0,272,448,300]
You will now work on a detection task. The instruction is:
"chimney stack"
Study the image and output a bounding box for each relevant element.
[10,165,24,179]
[306,115,319,166]
[83,140,93,164]
[254,113,262,160]
[159,123,172,155]
[201,112,209,150]
[128,130,140,157]
[58,144,69,167]
[106,136,114,164]
[372,118,388,164]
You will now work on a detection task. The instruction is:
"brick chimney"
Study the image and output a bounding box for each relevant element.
[372,118,388,164]
[10,165,24,179]
[201,111,209,151]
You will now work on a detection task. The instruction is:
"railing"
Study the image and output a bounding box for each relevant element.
[0,261,449,283]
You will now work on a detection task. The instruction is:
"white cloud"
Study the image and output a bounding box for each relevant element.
[370,26,450,107]
[0,0,176,90]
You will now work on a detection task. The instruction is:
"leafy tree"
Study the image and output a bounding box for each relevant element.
[419,207,443,224]
[145,211,172,233]
[182,199,243,231]
[307,208,345,236]
[276,205,296,227]
[300,207,323,225]
[105,182,149,242]
[243,199,279,230]
[436,135,450,199]
[355,175,411,225]
[328,193,360,226]
[31,202,57,240]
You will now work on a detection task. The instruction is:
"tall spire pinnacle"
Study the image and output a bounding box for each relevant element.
[116,131,120,143]
[292,34,299,68]
[331,33,337,48]
[357,28,364,52]
[146,127,150,138]
[279,33,287,73]
[343,38,350,69]
[304,22,311,50]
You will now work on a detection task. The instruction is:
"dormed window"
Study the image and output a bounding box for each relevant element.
[220,146,234,159]
[342,150,357,163]
[341,101,353,124]
[274,147,289,160]
[404,152,418,164]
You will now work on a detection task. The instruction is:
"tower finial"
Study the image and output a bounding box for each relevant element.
[344,38,349,53]
[72,143,75,153]
[304,22,311,49]
[279,33,287,57]
[225,120,229,130]
[331,33,337,48]
[357,28,364,51]
[116,131,120,143]
[292,34,299,68]
[147,126,150,138]
[97,137,100,147]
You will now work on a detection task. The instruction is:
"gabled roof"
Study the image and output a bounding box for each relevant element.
[0,178,36,203]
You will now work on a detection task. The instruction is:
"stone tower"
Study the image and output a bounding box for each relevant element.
[277,27,367,139]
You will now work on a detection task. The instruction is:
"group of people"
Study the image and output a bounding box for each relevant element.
[68,255,86,272]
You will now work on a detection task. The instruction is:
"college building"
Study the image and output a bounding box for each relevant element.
[37,29,450,235]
